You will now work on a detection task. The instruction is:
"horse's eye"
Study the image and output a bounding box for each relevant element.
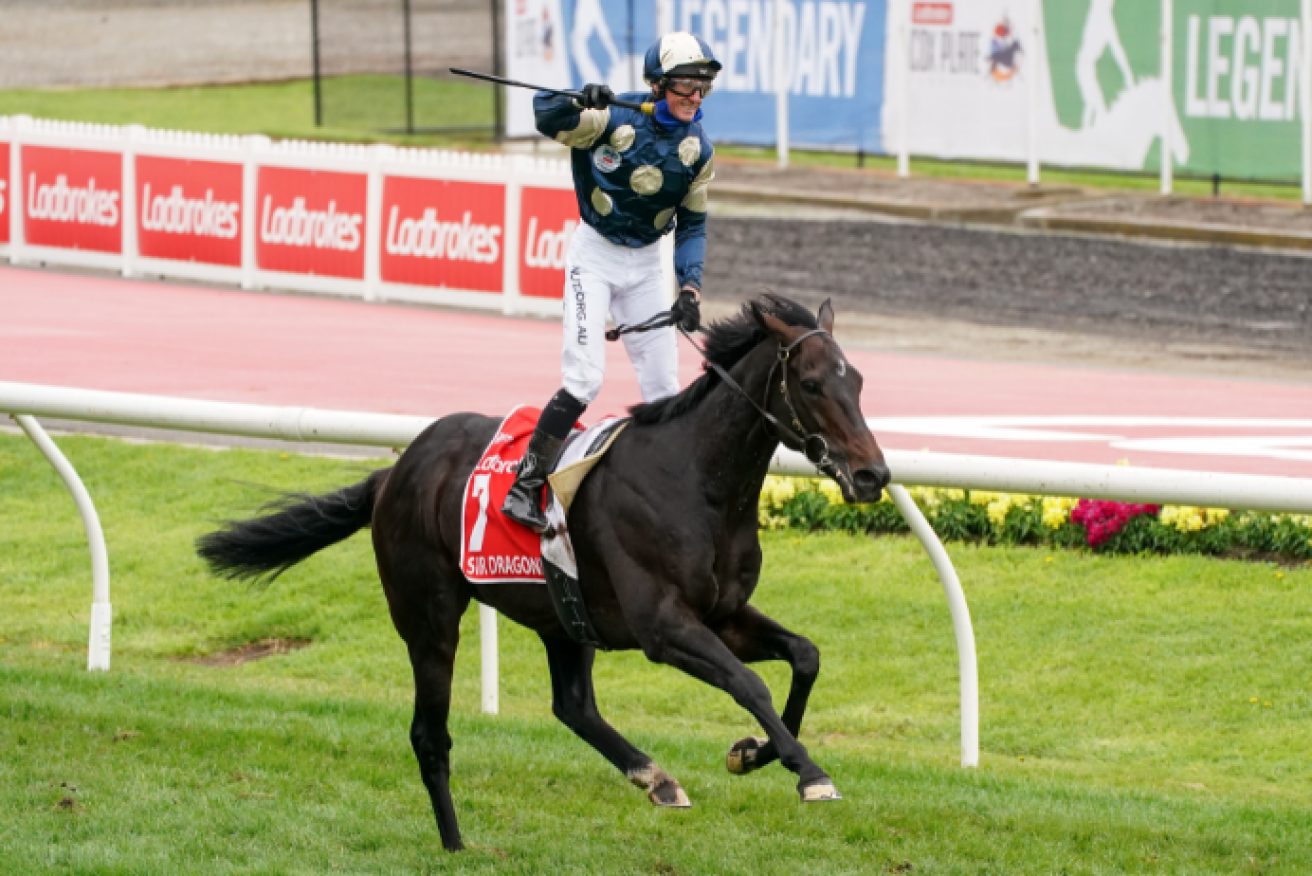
[801,379,822,395]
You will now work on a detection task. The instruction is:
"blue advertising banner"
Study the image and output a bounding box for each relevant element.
[535,0,887,152]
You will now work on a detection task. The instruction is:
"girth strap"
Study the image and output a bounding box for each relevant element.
[543,561,607,649]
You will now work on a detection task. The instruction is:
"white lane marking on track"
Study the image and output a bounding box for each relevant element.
[864,417,1312,463]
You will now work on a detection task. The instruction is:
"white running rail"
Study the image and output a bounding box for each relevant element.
[6,381,1312,767]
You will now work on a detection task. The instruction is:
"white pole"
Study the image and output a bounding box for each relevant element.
[775,0,789,169]
[888,484,979,768]
[14,414,111,671]
[1303,0,1311,205]
[240,135,267,291]
[480,604,499,714]
[1160,0,1173,196]
[362,144,389,302]
[898,2,910,179]
[1027,0,1041,186]
[122,126,142,278]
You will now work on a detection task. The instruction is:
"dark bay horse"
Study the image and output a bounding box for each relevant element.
[198,295,890,851]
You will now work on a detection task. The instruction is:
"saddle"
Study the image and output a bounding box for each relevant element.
[460,407,627,648]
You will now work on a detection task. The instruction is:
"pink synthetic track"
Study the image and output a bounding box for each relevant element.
[3,266,1310,478]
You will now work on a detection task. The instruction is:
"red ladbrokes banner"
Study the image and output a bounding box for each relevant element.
[381,176,505,292]
[0,142,9,245]
[23,146,122,253]
[256,166,366,279]
[136,156,243,267]
[518,186,578,299]
[460,406,547,583]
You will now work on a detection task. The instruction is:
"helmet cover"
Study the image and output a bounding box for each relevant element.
[643,32,722,83]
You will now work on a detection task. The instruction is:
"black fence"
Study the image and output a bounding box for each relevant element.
[310,0,503,137]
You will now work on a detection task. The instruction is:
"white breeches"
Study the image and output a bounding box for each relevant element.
[560,223,679,405]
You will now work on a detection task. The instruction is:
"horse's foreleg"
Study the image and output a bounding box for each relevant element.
[637,603,838,802]
[540,636,688,806]
[714,605,820,777]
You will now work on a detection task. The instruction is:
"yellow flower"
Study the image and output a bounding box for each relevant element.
[1041,496,1078,529]
[818,479,844,505]
[1161,506,1206,533]
[986,495,1014,526]
[970,490,1001,507]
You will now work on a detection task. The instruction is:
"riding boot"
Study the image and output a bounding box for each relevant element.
[501,425,565,532]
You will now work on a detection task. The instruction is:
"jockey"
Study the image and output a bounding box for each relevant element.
[501,31,720,532]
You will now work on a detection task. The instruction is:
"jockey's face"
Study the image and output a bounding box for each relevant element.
[661,77,710,122]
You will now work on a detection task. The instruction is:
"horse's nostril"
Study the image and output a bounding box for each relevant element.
[853,468,887,494]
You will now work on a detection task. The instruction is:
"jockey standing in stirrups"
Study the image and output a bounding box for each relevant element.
[501,32,720,532]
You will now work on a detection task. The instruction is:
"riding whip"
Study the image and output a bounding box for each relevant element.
[449,68,655,115]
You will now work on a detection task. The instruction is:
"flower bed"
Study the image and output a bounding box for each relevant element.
[759,477,1312,563]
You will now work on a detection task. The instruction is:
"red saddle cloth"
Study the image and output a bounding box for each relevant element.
[459,406,556,583]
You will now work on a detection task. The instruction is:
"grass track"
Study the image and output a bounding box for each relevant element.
[2,431,1310,873]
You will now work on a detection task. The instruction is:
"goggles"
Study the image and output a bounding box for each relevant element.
[664,76,715,98]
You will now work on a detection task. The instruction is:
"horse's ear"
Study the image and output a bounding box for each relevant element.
[817,299,835,333]
[756,306,802,344]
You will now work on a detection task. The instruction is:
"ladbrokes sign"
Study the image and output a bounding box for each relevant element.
[518,186,578,299]
[381,177,505,292]
[0,142,9,245]
[257,166,367,280]
[137,156,243,267]
[23,146,122,253]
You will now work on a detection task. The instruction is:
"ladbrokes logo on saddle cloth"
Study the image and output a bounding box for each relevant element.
[461,406,555,583]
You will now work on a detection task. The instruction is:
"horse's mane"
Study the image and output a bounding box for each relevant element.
[628,294,819,426]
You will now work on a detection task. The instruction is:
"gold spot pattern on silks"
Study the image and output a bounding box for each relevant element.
[653,207,675,229]
[678,135,701,166]
[629,165,664,196]
[610,124,636,151]
[591,187,614,216]
[681,156,715,213]
[554,108,610,149]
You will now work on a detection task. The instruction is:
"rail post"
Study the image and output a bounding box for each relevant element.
[888,484,980,768]
[480,604,499,714]
[12,414,112,671]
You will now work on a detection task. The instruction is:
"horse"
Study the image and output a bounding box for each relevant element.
[197,294,890,851]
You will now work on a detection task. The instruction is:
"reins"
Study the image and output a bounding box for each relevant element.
[679,327,845,481]
[606,309,846,480]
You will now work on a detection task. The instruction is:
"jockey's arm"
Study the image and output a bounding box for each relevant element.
[674,155,714,298]
[533,91,610,150]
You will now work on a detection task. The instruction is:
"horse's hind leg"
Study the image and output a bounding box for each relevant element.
[541,636,690,807]
[714,605,820,777]
[407,602,468,852]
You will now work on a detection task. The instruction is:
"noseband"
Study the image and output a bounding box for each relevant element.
[682,326,847,482]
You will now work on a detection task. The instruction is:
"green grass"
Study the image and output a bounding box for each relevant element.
[0,76,497,150]
[2,78,1303,202]
[2,431,1311,873]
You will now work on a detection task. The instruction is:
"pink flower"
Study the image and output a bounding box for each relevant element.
[1070,500,1160,546]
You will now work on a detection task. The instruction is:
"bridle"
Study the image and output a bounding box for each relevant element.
[606,312,849,482]
[681,327,848,484]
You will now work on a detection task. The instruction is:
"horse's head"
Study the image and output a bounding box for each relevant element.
[753,298,891,504]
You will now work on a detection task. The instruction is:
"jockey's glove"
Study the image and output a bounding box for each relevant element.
[670,288,701,333]
[578,84,615,110]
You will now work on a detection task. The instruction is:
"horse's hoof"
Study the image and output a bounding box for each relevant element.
[648,778,692,808]
[629,763,691,808]
[799,780,843,803]
[726,736,768,775]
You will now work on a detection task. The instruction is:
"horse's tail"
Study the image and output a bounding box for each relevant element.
[197,468,391,583]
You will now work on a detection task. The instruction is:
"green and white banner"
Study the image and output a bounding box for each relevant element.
[883,0,1309,181]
